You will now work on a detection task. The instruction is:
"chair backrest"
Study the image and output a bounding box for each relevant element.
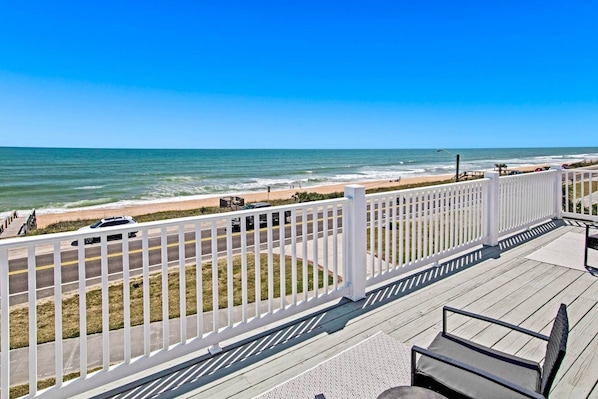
[541,304,569,396]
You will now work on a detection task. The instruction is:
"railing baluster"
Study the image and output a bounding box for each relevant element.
[579,171,588,215]
[179,225,187,342]
[101,237,109,370]
[369,200,375,275]
[437,188,442,250]
[27,246,37,395]
[122,235,131,363]
[466,185,472,242]
[380,198,384,276]
[302,208,308,302]
[161,227,169,349]
[54,242,63,387]
[405,194,415,264]
[391,195,397,269]
[142,230,151,356]
[311,206,320,298]
[238,218,247,322]
[227,219,234,326]
[78,238,87,376]
[422,191,429,260]
[267,213,274,312]
[420,192,425,258]
[291,209,298,305]
[196,223,204,335]
[398,193,404,266]
[313,205,319,298]
[211,221,219,331]
[279,209,286,309]
[332,204,338,291]
[1,248,9,399]
[253,217,261,318]
[384,197,390,272]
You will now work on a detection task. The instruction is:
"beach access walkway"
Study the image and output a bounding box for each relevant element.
[0,210,36,239]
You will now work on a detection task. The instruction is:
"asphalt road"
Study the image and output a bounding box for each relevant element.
[7,200,434,303]
[7,212,344,303]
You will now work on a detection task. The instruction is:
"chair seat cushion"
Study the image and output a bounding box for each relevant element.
[416,332,542,399]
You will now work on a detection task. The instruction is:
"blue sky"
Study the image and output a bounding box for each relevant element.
[1,1,597,149]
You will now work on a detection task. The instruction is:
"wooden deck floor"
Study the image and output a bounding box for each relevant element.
[99,220,598,399]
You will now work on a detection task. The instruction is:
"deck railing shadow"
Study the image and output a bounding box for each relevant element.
[94,219,564,399]
[497,219,565,252]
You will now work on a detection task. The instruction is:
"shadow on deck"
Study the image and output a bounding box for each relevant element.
[93,220,567,399]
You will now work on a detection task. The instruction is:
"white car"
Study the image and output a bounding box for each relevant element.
[78,216,138,244]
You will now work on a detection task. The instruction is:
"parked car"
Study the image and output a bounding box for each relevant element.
[77,216,138,244]
[231,202,280,231]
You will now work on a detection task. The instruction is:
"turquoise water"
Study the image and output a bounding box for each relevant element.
[1,146,597,214]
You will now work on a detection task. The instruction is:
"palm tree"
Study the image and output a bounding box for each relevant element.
[495,163,508,175]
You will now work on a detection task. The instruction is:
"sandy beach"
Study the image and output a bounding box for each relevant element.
[35,160,571,229]
[36,173,455,228]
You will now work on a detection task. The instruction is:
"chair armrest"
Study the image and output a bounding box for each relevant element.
[442,306,549,341]
[411,346,545,399]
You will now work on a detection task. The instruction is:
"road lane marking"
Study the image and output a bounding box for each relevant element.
[8,236,208,276]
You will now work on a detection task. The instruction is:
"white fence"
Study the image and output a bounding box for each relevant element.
[562,167,598,222]
[498,170,562,235]
[365,179,488,285]
[0,169,579,398]
[0,198,351,399]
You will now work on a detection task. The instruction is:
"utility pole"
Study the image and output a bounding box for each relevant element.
[437,149,460,182]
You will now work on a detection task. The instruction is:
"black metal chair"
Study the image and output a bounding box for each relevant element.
[411,304,568,399]
[585,224,598,273]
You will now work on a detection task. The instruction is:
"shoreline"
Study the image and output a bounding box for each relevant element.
[35,162,563,229]
[36,173,454,228]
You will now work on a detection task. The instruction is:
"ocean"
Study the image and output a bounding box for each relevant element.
[1,146,598,215]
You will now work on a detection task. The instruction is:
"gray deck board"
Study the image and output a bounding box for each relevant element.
[550,304,598,398]
[96,221,598,399]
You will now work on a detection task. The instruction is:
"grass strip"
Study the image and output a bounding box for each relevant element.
[8,254,333,349]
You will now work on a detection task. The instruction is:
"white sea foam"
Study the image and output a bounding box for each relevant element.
[63,198,116,208]
[74,185,105,190]
[15,148,598,216]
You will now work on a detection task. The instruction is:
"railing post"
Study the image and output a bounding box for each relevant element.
[484,171,499,247]
[551,165,563,219]
[344,184,367,301]
[1,249,9,399]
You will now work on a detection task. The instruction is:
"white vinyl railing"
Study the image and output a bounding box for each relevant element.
[562,167,598,222]
[0,198,350,399]
[498,169,562,236]
[365,179,488,284]
[0,169,574,398]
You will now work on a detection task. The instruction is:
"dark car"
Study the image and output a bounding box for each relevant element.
[231,202,280,231]
[77,216,138,244]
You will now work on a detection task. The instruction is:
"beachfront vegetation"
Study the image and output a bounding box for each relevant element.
[494,163,508,175]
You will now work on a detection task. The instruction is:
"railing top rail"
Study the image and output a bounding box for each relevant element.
[501,169,558,181]
[281,197,349,209]
[366,177,489,200]
[0,200,349,250]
